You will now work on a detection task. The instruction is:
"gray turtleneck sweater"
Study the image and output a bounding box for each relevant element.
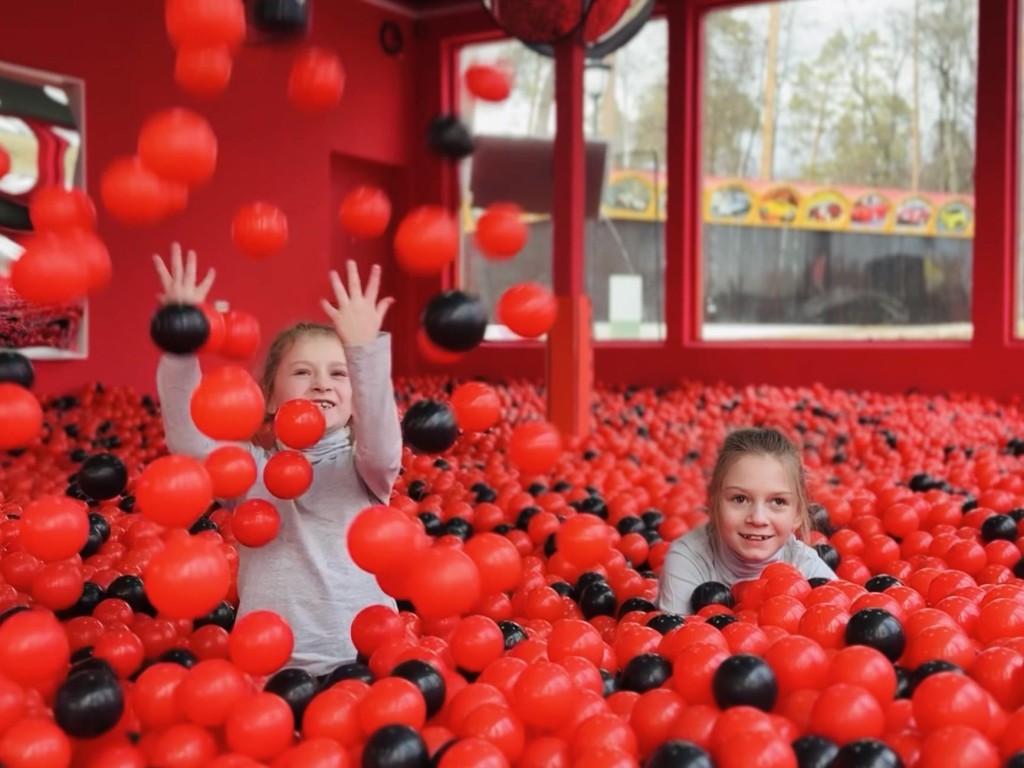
[156,333,402,675]
[656,524,837,615]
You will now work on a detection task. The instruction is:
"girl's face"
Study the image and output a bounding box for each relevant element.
[717,454,799,562]
[268,334,352,434]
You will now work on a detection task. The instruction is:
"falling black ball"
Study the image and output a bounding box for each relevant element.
[579,581,617,620]
[265,668,318,729]
[77,453,128,501]
[712,654,778,712]
[981,514,1018,542]
[1006,752,1024,768]
[792,735,840,768]
[690,581,735,613]
[425,113,474,161]
[498,621,528,650]
[323,661,375,689]
[422,290,487,352]
[832,739,903,768]
[845,608,906,663]
[150,303,210,355]
[0,350,34,388]
[646,613,686,635]
[361,723,429,768]
[402,400,459,454]
[194,601,236,632]
[906,659,963,696]
[864,575,901,593]
[647,741,714,768]
[618,653,671,693]
[391,659,446,718]
[54,667,125,739]
[106,575,157,617]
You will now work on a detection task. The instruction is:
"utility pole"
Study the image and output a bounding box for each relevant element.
[759,3,781,181]
[911,0,921,190]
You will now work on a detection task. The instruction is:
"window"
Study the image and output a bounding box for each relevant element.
[700,0,977,342]
[457,17,668,342]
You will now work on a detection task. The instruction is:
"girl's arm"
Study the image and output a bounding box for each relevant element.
[157,353,220,460]
[346,334,402,504]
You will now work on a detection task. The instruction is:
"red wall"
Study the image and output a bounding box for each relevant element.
[409,0,1024,402]
[1,0,414,396]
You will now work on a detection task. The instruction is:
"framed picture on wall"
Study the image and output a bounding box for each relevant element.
[0,61,88,359]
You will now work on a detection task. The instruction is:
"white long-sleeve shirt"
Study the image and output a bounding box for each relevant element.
[156,333,402,674]
[657,524,837,615]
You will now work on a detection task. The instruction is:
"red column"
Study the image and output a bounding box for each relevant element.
[547,36,593,437]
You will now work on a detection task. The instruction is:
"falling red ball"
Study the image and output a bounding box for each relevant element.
[339,186,392,239]
[465,64,513,102]
[220,309,262,359]
[144,535,231,619]
[288,47,345,114]
[190,365,266,440]
[100,155,187,225]
[263,450,314,499]
[18,495,89,563]
[232,498,281,547]
[165,0,246,52]
[138,108,218,186]
[497,282,558,338]
[232,202,288,259]
[475,203,527,260]
[417,328,464,365]
[175,45,233,99]
[509,420,563,475]
[135,454,214,528]
[274,399,326,449]
[0,383,42,450]
[29,185,97,233]
[450,382,501,432]
[394,206,459,276]
[10,233,89,305]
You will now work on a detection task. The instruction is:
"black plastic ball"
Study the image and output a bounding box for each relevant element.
[54,667,125,739]
[391,659,446,718]
[193,601,236,632]
[443,517,473,541]
[641,509,665,530]
[647,741,714,768]
[55,581,104,621]
[712,654,778,712]
[845,608,906,662]
[417,512,444,536]
[77,453,128,501]
[0,605,29,625]
[550,581,573,598]
[705,613,739,630]
[907,659,963,696]
[265,668,318,729]
[402,400,459,454]
[158,648,198,668]
[646,613,686,635]
[814,543,841,570]
[864,574,901,593]
[981,513,1018,542]
[832,739,903,768]
[808,577,832,588]
[617,596,657,618]
[150,303,210,355]
[323,661,375,688]
[498,621,528,650]
[893,665,911,698]
[425,113,474,161]
[573,571,608,601]
[362,723,429,768]
[107,575,156,617]
[422,290,487,352]
[1006,752,1024,768]
[690,581,735,612]
[0,350,34,388]
[79,514,111,558]
[618,653,671,693]
[600,668,618,697]
[792,735,840,768]
[579,581,617,620]
[616,516,646,535]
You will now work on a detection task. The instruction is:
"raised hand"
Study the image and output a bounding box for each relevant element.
[321,260,395,347]
[153,242,216,305]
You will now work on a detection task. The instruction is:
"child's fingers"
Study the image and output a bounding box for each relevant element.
[170,243,184,282]
[196,268,216,299]
[345,260,362,297]
[153,255,173,291]
[377,296,395,324]
[329,270,349,307]
[319,297,340,321]
[364,264,381,303]
[184,249,198,289]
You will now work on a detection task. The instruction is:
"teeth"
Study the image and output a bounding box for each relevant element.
[741,534,771,541]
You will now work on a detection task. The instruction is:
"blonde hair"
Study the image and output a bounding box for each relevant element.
[707,427,811,539]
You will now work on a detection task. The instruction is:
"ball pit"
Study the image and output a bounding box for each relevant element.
[1,378,1024,765]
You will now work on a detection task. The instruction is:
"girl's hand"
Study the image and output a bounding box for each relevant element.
[321,261,395,347]
[153,242,216,305]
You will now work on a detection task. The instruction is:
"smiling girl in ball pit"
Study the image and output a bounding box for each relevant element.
[657,427,837,615]
[152,243,402,675]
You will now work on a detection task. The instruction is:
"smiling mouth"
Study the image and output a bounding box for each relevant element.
[740,533,772,541]
[311,400,335,411]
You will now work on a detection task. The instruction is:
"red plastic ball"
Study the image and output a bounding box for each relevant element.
[0,610,70,689]
[509,421,563,475]
[175,45,233,99]
[394,206,459,276]
[204,445,257,498]
[465,64,513,102]
[19,495,88,562]
[190,365,265,440]
[231,499,281,548]
[135,454,213,528]
[0,384,42,450]
[288,47,345,113]
[10,233,89,305]
[100,156,186,226]
[29,185,97,232]
[347,505,424,576]
[274,399,326,448]
[0,718,72,768]
[232,202,288,259]
[558,514,611,568]
[450,382,501,432]
[144,535,231,619]
[225,692,295,761]
[165,0,246,51]
[339,186,392,239]
[177,659,248,727]
[228,611,294,676]
[463,533,523,595]
[138,108,218,186]
[220,310,262,360]
[407,547,483,619]
[263,450,313,499]
[475,203,527,260]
